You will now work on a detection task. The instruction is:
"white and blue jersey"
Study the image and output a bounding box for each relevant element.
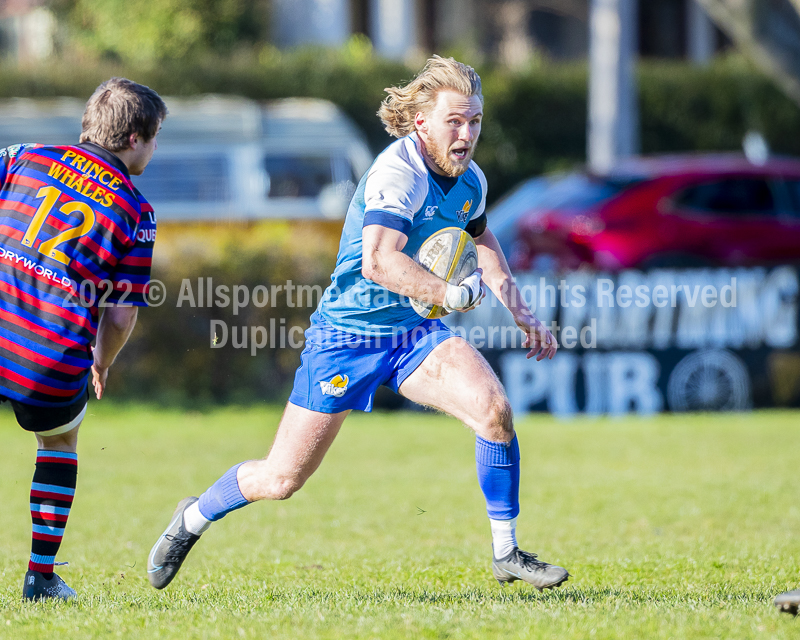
[317,133,487,337]
[290,133,488,413]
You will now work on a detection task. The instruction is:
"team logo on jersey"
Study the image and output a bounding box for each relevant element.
[0,144,24,159]
[456,200,473,223]
[320,374,349,397]
[423,206,438,222]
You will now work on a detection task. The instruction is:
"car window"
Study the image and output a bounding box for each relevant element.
[134,155,230,202]
[535,175,635,210]
[264,155,333,198]
[674,178,776,215]
[264,154,359,199]
[780,180,800,213]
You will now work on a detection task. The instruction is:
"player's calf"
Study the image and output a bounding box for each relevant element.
[25,449,78,599]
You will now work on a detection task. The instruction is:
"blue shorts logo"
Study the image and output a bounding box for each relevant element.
[320,374,349,397]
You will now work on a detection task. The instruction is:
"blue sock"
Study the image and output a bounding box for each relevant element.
[475,435,520,520]
[197,463,249,522]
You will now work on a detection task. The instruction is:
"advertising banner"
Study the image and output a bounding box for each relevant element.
[445,267,800,415]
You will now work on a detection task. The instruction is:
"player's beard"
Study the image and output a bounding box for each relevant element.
[425,137,475,178]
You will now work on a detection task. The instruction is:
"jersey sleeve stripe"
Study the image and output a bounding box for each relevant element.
[117,256,151,267]
[363,210,413,234]
[77,236,119,267]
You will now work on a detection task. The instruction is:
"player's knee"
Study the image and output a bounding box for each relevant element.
[482,395,514,442]
[264,475,304,501]
[37,429,79,453]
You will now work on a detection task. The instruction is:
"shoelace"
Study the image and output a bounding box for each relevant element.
[163,532,197,563]
[515,550,550,571]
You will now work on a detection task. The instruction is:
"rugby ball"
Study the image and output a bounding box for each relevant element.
[411,227,479,319]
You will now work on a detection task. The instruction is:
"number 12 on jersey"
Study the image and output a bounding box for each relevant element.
[21,185,96,266]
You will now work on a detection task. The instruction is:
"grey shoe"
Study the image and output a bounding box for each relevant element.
[22,570,76,602]
[147,497,202,589]
[775,589,800,615]
[492,547,570,591]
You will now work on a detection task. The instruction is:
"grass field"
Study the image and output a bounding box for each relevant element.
[2,405,800,639]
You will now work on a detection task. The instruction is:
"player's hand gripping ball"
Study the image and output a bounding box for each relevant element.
[411,227,483,319]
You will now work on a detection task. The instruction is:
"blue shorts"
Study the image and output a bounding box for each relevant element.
[289,312,457,413]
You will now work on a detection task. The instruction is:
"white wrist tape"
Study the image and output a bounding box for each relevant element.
[443,270,483,312]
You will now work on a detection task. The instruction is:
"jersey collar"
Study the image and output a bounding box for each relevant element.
[75,142,131,180]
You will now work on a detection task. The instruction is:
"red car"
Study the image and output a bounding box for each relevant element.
[499,154,800,271]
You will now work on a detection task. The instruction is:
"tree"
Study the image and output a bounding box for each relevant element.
[51,0,269,63]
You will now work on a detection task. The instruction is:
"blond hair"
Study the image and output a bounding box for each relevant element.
[80,78,167,152]
[378,56,483,138]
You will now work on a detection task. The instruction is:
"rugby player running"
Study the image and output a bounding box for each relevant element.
[0,78,165,601]
[148,56,568,591]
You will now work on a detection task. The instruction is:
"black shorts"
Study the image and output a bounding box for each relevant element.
[1,387,89,433]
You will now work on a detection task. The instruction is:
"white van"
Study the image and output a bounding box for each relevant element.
[0,95,374,220]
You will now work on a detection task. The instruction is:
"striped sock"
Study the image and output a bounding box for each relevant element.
[29,450,77,578]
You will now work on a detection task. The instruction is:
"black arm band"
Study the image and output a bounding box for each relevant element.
[465,212,487,238]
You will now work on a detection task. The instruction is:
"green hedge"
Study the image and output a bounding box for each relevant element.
[107,221,338,406]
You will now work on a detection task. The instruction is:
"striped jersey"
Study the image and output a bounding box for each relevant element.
[0,141,156,407]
